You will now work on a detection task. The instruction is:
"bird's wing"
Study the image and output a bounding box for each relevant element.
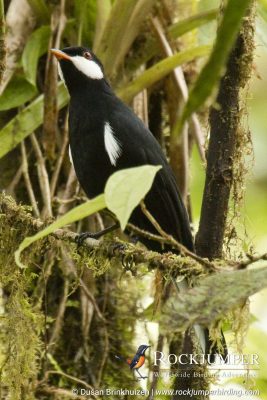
[109,102,194,250]
[129,355,139,369]
[146,163,194,251]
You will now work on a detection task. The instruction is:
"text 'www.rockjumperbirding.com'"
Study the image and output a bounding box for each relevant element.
[72,387,260,397]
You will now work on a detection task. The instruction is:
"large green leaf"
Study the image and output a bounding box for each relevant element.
[0,82,69,159]
[118,45,211,103]
[15,194,106,269]
[22,25,51,86]
[105,165,162,229]
[174,0,252,134]
[0,76,37,111]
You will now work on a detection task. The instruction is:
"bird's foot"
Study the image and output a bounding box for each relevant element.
[75,232,100,246]
[76,222,120,247]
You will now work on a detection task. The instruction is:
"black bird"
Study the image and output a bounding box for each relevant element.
[115,344,150,380]
[51,46,227,360]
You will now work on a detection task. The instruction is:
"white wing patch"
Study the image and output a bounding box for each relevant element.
[68,145,73,165]
[104,122,122,166]
[71,56,104,80]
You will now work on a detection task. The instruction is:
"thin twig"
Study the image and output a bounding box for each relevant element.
[50,112,69,198]
[42,370,96,392]
[151,17,205,162]
[57,167,78,216]
[96,325,109,387]
[237,252,267,270]
[37,386,87,399]
[20,141,40,217]
[62,249,106,322]
[6,165,23,196]
[48,277,69,350]
[79,278,106,322]
[43,0,66,158]
[127,222,173,244]
[30,133,52,217]
[140,200,214,269]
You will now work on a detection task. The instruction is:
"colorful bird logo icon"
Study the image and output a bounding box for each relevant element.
[115,344,151,380]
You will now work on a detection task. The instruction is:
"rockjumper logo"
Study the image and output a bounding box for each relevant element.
[154,352,260,366]
[115,344,151,380]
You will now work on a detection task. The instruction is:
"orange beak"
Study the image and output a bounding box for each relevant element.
[51,49,71,61]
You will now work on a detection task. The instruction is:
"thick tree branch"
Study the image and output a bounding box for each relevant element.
[0,0,6,84]
[1,194,266,278]
[196,3,255,259]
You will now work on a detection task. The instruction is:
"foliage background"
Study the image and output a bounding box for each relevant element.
[0,0,267,399]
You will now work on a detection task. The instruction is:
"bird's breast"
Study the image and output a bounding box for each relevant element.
[133,355,145,369]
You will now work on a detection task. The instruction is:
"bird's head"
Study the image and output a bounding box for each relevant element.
[136,345,151,355]
[51,47,105,93]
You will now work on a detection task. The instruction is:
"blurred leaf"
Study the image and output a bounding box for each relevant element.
[245,327,267,373]
[226,327,267,397]
[74,0,97,45]
[0,76,37,111]
[22,25,51,86]
[177,0,252,133]
[125,9,217,75]
[168,8,218,38]
[97,0,154,76]
[105,165,162,229]
[27,0,50,23]
[15,194,106,269]
[118,45,211,103]
[0,82,69,159]
[161,267,267,332]
[93,0,111,50]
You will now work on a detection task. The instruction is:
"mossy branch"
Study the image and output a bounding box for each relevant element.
[162,265,267,332]
[196,2,256,259]
[1,193,267,278]
[0,0,6,84]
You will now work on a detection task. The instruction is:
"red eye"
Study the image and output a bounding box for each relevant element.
[84,51,92,60]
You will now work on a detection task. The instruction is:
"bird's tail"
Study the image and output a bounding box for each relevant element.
[115,355,131,365]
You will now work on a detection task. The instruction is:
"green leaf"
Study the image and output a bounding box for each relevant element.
[22,25,51,86]
[176,0,252,133]
[162,266,267,331]
[124,9,217,76]
[0,82,69,159]
[27,0,50,23]
[118,45,211,103]
[0,76,37,111]
[168,8,218,39]
[15,194,106,269]
[97,0,154,77]
[74,0,97,45]
[104,165,162,230]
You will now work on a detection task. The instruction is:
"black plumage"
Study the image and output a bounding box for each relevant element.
[53,46,193,253]
[51,46,227,360]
